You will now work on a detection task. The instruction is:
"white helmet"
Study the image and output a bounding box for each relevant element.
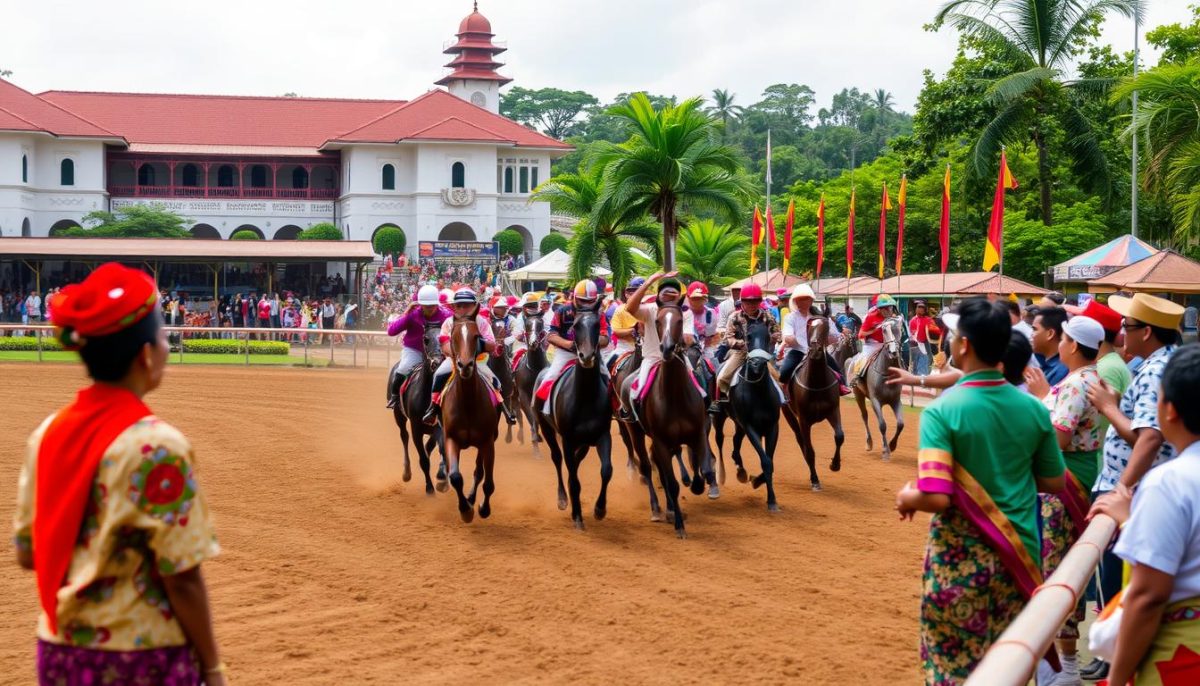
[417,285,440,306]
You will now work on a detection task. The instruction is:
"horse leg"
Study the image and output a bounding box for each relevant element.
[595,432,613,521]
[854,388,873,451]
[653,441,686,539]
[674,451,692,488]
[566,442,586,530]
[525,397,542,455]
[888,400,905,453]
[515,398,525,444]
[732,425,748,483]
[748,424,779,511]
[395,407,412,483]
[713,413,726,487]
[829,406,845,473]
[540,417,567,511]
[636,428,663,522]
[871,396,890,462]
[413,423,435,495]
[445,437,473,523]
[617,422,640,482]
[504,397,514,445]
[478,443,496,519]
[798,418,821,491]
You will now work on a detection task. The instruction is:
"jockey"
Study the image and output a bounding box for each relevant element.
[619,272,695,421]
[423,288,516,426]
[512,292,544,357]
[847,293,899,384]
[685,281,720,361]
[709,283,781,414]
[385,284,450,408]
[535,279,611,413]
[777,283,851,395]
[607,277,643,373]
[490,296,515,347]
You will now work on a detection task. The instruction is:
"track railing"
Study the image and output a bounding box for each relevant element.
[964,513,1119,686]
[0,323,401,368]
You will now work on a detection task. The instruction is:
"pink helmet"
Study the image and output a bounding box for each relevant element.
[740,284,764,300]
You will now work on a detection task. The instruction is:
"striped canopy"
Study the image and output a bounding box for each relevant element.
[1057,234,1157,269]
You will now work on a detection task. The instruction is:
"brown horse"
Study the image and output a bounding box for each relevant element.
[441,315,500,522]
[488,318,519,444]
[610,331,647,482]
[390,322,446,494]
[783,313,845,491]
[515,315,547,454]
[851,317,906,461]
[635,303,712,538]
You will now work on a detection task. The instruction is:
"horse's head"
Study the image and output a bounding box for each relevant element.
[882,316,902,356]
[525,314,544,349]
[656,304,685,358]
[423,322,443,370]
[807,315,829,354]
[450,316,480,379]
[744,317,772,353]
[572,305,602,368]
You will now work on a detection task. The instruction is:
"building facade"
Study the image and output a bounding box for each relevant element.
[0,6,568,258]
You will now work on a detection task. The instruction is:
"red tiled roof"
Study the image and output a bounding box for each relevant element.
[327,89,570,149]
[1089,250,1200,294]
[0,79,121,139]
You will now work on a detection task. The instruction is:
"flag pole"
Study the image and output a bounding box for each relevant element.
[764,129,772,287]
[1132,14,1140,239]
[999,146,1006,296]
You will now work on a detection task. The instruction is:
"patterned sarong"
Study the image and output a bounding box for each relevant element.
[1040,494,1086,640]
[1135,599,1200,685]
[38,640,201,686]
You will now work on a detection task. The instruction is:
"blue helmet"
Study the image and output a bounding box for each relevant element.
[626,277,646,290]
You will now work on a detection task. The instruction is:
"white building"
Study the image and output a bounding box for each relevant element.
[0,5,569,259]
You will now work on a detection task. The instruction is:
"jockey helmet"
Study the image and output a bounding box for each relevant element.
[439,288,455,304]
[573,279,599,305]
[626,277,646,291]
[687,282,708,299]
[417,285,440,306]
[875,293,897,310]
[491,296,509,311]
[520,292,540,308]
[658,277,682,295]
[506,295,519,308]
[453,288,478,305]
[740,284,764,301]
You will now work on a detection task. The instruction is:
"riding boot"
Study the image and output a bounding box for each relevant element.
[502,405,517,426]
[707,398,727,415]
[386,396,397,410]
[422,402,440,426]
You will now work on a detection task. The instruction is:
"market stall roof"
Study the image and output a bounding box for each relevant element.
[813,272,1047,297]
[727,269,806,290]
[503,248,610,281]
[0,237,377,263]
[1088,250,1200,294]
[1053,234,1158,282]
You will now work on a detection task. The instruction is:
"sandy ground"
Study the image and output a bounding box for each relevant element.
[0,363,929,684]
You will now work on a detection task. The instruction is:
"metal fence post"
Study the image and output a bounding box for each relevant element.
[303,331,309,366]
[329,330,335,365]
[244,330,250,366]
[36,327,43,362]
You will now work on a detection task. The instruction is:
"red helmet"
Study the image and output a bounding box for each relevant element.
[740,284,764,301]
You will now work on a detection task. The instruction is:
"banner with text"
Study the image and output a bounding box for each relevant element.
[418,240,499,264]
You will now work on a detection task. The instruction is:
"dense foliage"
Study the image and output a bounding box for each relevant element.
[58,205,192,238]
[371,226,406,257]
[539,233,569,255]
[492,229,525,257]
[296,223,343,241]
[230,230,261,240]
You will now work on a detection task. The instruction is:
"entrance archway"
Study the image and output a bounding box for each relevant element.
[232,224,264,239]
[438,222,475,241]
[504,224,534,258]
[21,218,31,237]
[49,219,81,236]
[190,223,220,239]
[274,225,303,240]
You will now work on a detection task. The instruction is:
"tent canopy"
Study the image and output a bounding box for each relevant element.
[1088,250,1200,294]
[813,272,1047,298]
[1054,235,1158,282]
[504,249,611,281]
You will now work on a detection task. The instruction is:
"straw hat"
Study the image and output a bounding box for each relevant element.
[1108,293,1184,330]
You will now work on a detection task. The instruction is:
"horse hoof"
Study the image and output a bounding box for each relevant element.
[881,454,891,463]
[830,460,842,473]
[708,486,720,500]
[675,529,688,540]
[736,468,748,484]
[689,478,705,496]
[680,472,692,487]
[650,511,665,523]
[425,485,435,497]
[460,508,474,524]
[751,474,766,489]
[812,482,823,492]
[403,467,412,483]
[557,497,568,511]
[505,434,513,445]
[594,506,606,521]
[768,502,781,513]
[479,503,491,519]
[573,519,585,531]
[436,480,449,493]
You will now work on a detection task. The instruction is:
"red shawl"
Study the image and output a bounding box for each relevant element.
[34,384,150,634]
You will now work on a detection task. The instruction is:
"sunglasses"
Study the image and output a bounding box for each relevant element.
[741,298,762,304]
[1122,321,1148,331]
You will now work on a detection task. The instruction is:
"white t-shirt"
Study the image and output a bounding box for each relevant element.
[322,303,336,318]
[1114,441,1200,603]
[633,302,694,362]
[717,298,737,332]
[782,311,810,354]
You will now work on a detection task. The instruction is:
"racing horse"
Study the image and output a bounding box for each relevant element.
[783,312,845,491]
[610,329,647,482]
[851,316,905,461]
[441,314,500,522]
[634,303,712,538]
[388,323,445,494]
[536,306,613,530]
[514,314,547,453]
[488,318,519,444]
[720,318,782,510]
[685,343,722,497]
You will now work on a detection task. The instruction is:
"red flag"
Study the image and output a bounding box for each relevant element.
[878,183,892,279]
[750,205,763,274]
[895,175,907,275]
[816,195,825,277]
[766,205,778,250]
[984,151,1018,271]
[846,189,856,278]
[940,165,951,274]
[782,198,795,275]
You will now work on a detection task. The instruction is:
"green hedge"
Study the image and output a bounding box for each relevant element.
[540,233,568,254]
[0,336,64,351]
[182,339,290,355]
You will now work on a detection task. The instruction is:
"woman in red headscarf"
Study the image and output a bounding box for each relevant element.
[12,263,226,685]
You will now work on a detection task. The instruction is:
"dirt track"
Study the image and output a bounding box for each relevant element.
[0,364,928,684]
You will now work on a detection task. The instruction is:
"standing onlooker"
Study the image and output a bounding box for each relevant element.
[269,292,281,330]
[24,290,42,324]
[231,294,244,329]
[1032,306,1069,386]
[908,300,941,376]
[895,299,1064,684]
[1090,344,1200,686]
[256,294,271,340]
[321,298,336,343]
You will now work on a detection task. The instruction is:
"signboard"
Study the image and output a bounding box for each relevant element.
[1053,264,1120,282]
[418,240,499,264]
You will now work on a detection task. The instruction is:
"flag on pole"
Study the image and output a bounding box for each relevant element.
[766,204,778,250]
[983,151,1018,272]
[895,175,907,275]
[816,195,825,278]
[750,205,763,274]
[847,189,856,278]
[940,165,951,273]
[878,182,892,279]
[782,198,795,275]
[765,129,772,187]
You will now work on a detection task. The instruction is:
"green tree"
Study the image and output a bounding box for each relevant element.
[591,93,754,270]
[501,87,599,139]
[372,226,406,257]
[1146,5,1200,65]
[297,222,343,240]
[674,219,749,286]
[932,0,1144,225]
[709,88,744,137]
[873,89,896,114]
[63,205,192,238]
[539,233,569,254]
[1003,198,1109,283]
[492,229,525,257]
[230,230,261,240]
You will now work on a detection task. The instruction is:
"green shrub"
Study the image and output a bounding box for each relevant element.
[539,233,568,255]
[297,222,343,241]
[372,226,406,256]
[181,339,291,355]
[494,229,524,257]
[0,336,65,351]
[230,230,261,240]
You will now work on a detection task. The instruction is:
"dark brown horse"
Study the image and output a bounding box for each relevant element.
[831,327,858,375]
[783,313,845,491]
[390,322,446,494]
[488,318,518,444]
[610,331,646,482]
[851,316,906,461]
[441,315,499,522]
[515,314,547,453]
[636,304,712,538]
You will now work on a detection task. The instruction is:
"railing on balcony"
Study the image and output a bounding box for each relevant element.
[108,185,339,200]
[105,154,341,202]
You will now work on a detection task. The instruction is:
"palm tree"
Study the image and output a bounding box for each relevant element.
[1114,62,1200,243]
[591,93,755,270]
[872,88,895,114]
[675,219,750,286]
[709,88,744,136]
[934,0,1144,225]
[530,164,661,291]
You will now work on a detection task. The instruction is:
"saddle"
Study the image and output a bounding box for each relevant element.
[849,348,884,382]
[510,348,527,373]
[730,349,786,402]
[631,360,707,403]
[446,368,503,408]
[536,359,577,402]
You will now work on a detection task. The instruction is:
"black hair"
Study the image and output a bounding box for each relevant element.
[1035,306,1067,337]
[1103,328,1118,345]
[1005,300,1021,317]
[957,297,1011,366]
[1150,323,1182,346]
[78,310,162,382]
[1002,330,1033,385]
[1076,343,1099,362]
[1162,344,1200,434]
[1047,291,1065,305]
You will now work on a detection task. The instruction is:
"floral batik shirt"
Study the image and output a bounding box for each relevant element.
[13,416,219,650]
[1095,345,1178,493]
[1042,365,1102,453]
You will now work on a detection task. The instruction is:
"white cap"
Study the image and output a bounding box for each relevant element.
[941,312,959,335]
[416,284,440,306]
[1063,316,1104,350]
[790,283,816,301]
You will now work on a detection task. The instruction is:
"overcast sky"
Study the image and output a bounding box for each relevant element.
[5,1,1192,114]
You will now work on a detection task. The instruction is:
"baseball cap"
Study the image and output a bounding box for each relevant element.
[1065,299,1122,334]
[1063,316,1105,350]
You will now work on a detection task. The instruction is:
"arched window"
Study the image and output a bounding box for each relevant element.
[451,161,466,189]
[292,167,309,189]
[138,163,157,186]
[21,155,28,183]
[381,164,395,190]
[250,165,268,188]
[519,167,529,194]
[181,164,199,187]
[60,159,75,186]
[503,167,514,194]
[217,165,235,187]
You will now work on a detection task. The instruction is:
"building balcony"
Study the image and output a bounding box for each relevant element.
[106,154,341,202]
[107,185,340,200]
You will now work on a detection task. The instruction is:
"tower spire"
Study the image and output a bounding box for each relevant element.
[437,3,511,112]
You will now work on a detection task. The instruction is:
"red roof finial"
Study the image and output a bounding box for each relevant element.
[438,2,511,87]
